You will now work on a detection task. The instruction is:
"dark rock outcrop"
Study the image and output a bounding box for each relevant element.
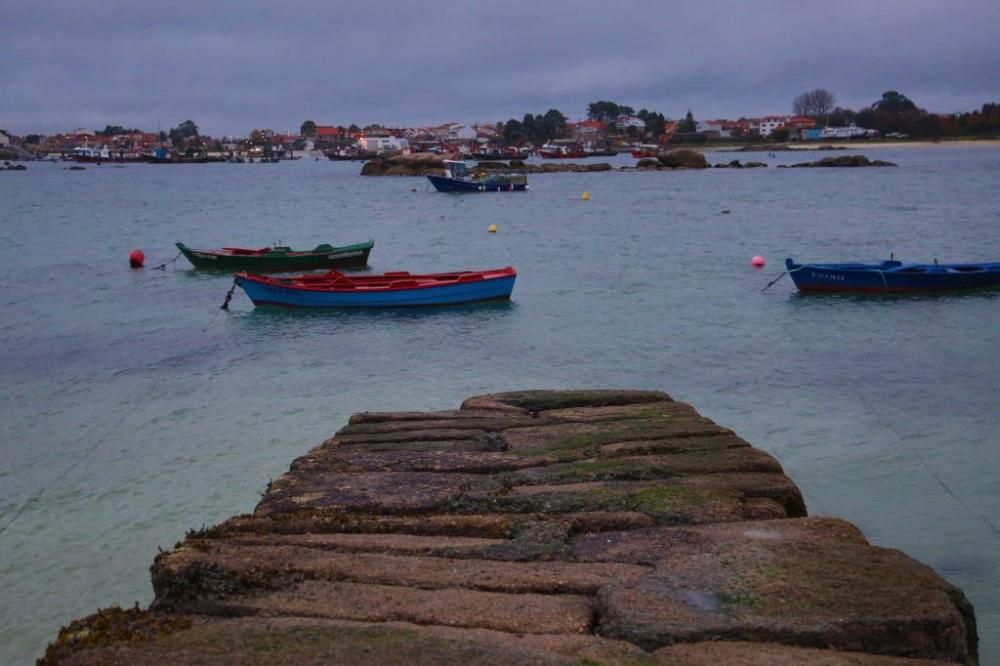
[780,155,898,168]
[713,160,768,169]
[657,149,710,169]
[41,390,976,665]
[360,153,446,176]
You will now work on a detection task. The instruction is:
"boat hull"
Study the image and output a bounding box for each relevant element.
[235,268,516,308]
[177,241,373,271]
[785,258,1000,293]
[427,175,527,193]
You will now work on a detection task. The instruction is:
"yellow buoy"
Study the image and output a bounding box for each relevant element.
[582,191,591,201]
[488,224,497,233]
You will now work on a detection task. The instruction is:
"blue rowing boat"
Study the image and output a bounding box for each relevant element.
[234,266,517,308]
[427,160,528,193]
[785,257,1000,293]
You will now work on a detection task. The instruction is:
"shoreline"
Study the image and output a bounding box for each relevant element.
[706,137,1000,152]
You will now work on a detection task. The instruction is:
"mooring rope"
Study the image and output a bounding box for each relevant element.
[151,250,182,271]
[220,279,237,310]
[0,405,133,540]
[857,386,1000,541]
[761,265,804,292]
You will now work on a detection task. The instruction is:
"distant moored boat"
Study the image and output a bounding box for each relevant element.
[427,160,527,193]
[785,257,1000,293]
[176,240,373,272]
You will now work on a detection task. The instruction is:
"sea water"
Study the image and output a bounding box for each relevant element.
[1,146,998,664]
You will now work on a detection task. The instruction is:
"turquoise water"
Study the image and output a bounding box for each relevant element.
[1,147,998,664]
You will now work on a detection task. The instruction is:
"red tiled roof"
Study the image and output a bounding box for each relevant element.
[315,126,341,137]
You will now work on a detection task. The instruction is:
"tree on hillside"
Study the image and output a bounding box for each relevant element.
[587,101,621,123]
[502,118,527,144]
[872,90,917,113]
[792,89,836,118]
[176,120,199,138]
[300,120,317,136]
[678,110,697,133]
[955,102,1000,135]
[538,108,567,141]
[826,107,857,127]
[97,125,137,137]
[637,109,666,136]
[856,91,926,136]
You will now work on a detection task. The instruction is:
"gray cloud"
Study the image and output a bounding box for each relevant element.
[2,0,998,136]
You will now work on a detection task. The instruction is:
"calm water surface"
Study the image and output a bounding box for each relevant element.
[1,146,998,664]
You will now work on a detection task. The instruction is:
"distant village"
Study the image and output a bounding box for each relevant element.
[0,115,895,164]
[2,91,997,163]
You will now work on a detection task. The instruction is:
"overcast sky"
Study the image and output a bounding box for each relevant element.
[2,0,998,137]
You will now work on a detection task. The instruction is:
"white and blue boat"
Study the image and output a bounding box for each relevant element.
[234,266,516,308]
[785,257,1000,293]
[427,160,528,193]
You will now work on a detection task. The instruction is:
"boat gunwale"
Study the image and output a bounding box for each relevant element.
[177,239,374,259]
[235,267,517,294]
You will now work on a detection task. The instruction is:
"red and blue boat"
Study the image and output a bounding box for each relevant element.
[785,257,1000,293]
[427,160,528,193]
[234,266,517,308]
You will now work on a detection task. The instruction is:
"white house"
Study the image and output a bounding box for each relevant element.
[756,116,788,137]
[0,130,10,147]
[696,121,731,138]
[820,124,877,139]
[357,136,410,154]
[447,124,476,141]
[615,115,646,131]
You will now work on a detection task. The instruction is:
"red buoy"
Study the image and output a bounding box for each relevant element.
[129,249,145,268]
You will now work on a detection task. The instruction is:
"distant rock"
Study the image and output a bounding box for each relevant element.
[733,143,793,152]
[779,155,898,168]
[361,153,446,176]
[657,149,709,169]
[634,158,662,170]
[714,160,768,169]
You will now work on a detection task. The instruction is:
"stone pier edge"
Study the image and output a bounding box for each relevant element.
[40,389,978,665]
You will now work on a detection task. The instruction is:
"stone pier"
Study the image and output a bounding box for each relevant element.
[42,390,977,664]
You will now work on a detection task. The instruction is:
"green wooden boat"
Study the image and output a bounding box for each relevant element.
[176,240,373,271]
